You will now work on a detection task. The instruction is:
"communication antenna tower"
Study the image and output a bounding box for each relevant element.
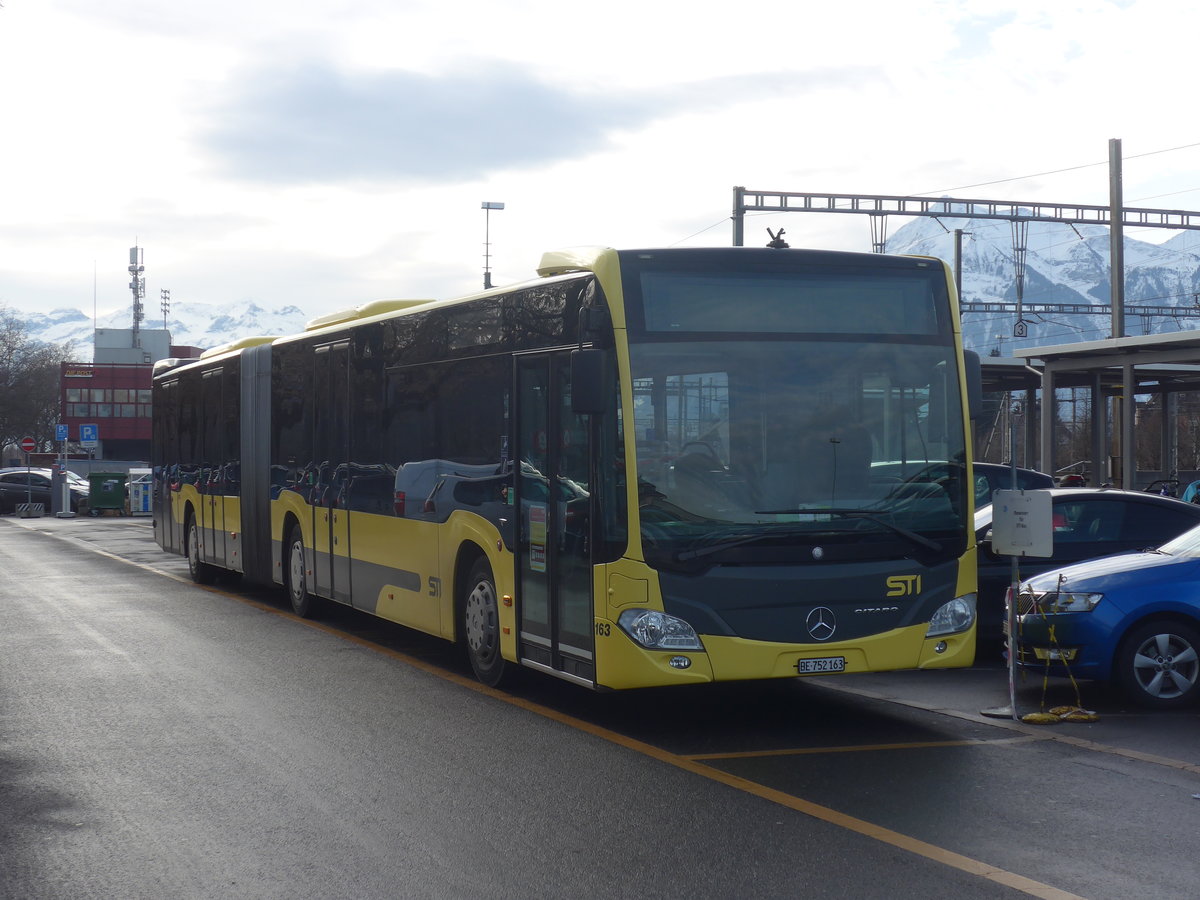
[129,245,146,347]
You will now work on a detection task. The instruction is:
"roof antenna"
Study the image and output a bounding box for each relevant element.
[766,228,789,249]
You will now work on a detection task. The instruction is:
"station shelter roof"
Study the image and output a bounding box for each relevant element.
[980,330,1200,487]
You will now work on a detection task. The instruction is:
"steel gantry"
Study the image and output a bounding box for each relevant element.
[731,187,1200,333]
[731,188,1200,241]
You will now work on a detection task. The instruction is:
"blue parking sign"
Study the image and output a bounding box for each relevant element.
[56,424,68,441]
[80,423,99,447]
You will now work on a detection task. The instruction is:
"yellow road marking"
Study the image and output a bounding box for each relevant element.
[688,735,1043,760]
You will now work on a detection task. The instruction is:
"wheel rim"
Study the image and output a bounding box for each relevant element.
[288,540,306,602]
[1130,632,1200,700]
[188,523,200,572]
[464,578,498,663]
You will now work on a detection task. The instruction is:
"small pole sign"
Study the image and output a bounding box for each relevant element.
[991,490,1053,558]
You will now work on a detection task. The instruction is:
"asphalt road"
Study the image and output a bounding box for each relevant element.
[2,514,1198,900]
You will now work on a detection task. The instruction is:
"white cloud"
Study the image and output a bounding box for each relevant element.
[3,0,1200,321]
[201,61,657,183]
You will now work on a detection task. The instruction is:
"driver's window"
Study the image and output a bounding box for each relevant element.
[632,371,729,479]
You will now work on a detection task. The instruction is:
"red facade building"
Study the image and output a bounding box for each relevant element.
[60,345,203,460]
[60,362,153,460]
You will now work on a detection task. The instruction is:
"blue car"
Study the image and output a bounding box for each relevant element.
[1012,525,1200,708]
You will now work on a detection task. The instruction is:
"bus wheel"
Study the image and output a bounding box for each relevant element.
[463,558,508,686]
[285,525,322,618]
[186,516,217,585]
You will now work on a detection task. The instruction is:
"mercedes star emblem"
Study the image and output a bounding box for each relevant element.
[806,606,837,642]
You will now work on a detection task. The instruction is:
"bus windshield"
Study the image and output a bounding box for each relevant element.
[629,338,968,565]
[622,255,968,567]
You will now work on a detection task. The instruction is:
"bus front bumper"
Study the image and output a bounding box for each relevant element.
[594,620,976,690]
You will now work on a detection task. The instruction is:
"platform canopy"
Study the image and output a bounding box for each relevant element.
[995,331,1200,487]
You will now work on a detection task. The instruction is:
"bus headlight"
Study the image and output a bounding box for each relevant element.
[618,609,704,651]
[926,594,976,638]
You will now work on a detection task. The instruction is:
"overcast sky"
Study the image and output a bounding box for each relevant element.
[3,0,1200,323]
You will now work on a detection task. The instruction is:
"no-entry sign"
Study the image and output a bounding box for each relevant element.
[19,437,35,454]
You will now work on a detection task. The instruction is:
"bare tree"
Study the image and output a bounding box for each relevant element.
[0,305,76,450]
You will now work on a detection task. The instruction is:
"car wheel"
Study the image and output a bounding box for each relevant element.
[285,524,322,618]
[1116,620,1200,709]
[462,557,508,687]
[186,516,218,585]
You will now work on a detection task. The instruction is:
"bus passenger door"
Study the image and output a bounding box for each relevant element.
[516,353,595,685]
[313,341,352,605]
[154,378,182,554]
[200,368,226,566]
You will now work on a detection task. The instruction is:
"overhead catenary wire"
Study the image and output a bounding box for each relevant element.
[914,140,1200,200]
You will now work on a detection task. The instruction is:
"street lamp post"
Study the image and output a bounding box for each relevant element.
[481,201,504,289]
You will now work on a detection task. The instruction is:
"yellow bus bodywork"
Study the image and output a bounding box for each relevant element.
[269,493,518,659]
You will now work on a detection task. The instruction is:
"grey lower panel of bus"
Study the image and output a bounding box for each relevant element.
[658,559,959,644]
[343,555,423,613]
[272,537,424,616]
[239,343,274,585]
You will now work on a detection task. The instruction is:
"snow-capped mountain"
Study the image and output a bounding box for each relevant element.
[883,208,1200,355]
[23,301,311,359]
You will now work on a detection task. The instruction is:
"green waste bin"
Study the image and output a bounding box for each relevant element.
[88,472,128,516]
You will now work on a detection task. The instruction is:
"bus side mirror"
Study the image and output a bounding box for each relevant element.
[964,350,983,421]
[570,348,608,416]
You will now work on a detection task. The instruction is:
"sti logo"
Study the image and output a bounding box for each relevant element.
[886,575,922,597]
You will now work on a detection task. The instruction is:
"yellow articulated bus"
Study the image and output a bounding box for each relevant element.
[153,246,982,689]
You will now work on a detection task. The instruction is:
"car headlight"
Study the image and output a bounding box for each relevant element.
[1031,591,1102,614]
[926,594,976,638]
[618,609,704,650]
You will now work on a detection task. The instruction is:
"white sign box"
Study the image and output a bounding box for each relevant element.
[991,490,1053,558]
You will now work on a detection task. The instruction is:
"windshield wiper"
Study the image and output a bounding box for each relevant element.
[674,528,811,562]
[754,508,942,552]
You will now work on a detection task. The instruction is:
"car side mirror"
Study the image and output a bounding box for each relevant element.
[978,528,997,556]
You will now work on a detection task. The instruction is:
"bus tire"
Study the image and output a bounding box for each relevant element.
[186,514,218,585]
[462,557,508,687]
[285,524,323,619]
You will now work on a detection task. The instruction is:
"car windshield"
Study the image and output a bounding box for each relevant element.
[1158,523,1200,557]
[628,338,969,566]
